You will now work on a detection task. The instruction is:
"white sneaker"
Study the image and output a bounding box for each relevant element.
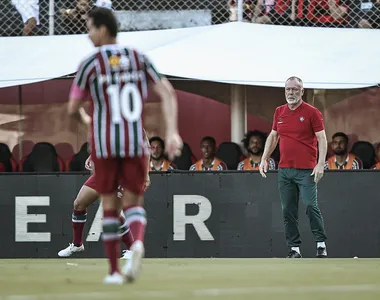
[121,250,132,260]
[122,240,145,283]
[103,272,124,285]
[58,243,84,257]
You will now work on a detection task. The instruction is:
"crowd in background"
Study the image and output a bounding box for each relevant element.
[1,0,379,36]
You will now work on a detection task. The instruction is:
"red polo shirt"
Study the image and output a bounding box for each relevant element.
[272,101,324,169]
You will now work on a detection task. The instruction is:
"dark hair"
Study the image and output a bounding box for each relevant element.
[332,132,349,143]
[88,7,118,38]
[149,136,165,149]
[242,130,267,150]
[200,136,216,147]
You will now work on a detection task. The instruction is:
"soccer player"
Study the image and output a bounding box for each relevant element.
[67,8,182,284]
[237,130,277,171]
[57,129,151,259]
[259,76,328,258]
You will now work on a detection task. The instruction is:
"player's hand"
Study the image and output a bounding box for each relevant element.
[311,163,324,183]
[82,114,92,126]
[259,160,268,178]
[165,132,183,161]
[144,176,151,191]
[85,156,93,171]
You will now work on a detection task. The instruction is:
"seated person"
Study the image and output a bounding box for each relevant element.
[149,137,177,171]
[350,0,380,29]
[190,136,227,171]
[238,130,277,170]
[371,143,380,169]
[325,132,363,170]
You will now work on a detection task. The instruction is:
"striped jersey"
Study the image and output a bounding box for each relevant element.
[71,44,162,159]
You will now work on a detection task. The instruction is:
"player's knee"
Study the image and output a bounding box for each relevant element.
[73,198,86,211]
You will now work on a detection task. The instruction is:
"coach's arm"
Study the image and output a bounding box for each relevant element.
[315,130,328,167]
[259,130,279,177]
[261,130,279,162]
[312,130,328,183]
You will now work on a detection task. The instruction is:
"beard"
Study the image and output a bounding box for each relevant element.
[286,97,300,104]
[333,148,347,156]
[249,149,263,156]
[151,154,164,161]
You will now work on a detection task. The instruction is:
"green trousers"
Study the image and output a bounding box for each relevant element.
[278,168,327,247]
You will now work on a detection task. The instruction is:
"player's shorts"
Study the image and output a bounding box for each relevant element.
[83,174,124,199]
[92,155,147,195]
[83,174,97,190]
[11,0,40,25]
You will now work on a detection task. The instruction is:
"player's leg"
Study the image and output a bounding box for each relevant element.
[117,188,134,259]
[295,169,327,258]
[93,156,123,284]
[58,176,99,257]
[278,168,302,258]
[120,156,147,282]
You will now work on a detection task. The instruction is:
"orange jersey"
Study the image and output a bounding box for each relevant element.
[237,157,277,170]
[325,153,362,170]
[149,159,175,171]
[190,158,227,171]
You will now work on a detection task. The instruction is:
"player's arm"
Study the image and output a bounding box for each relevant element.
[143,54,178,135]
[85,155,93,171]
[151,78,178,134]
[68,104,91,126]
[67,58,93,125]
[67,83,91,125]
[261,130,279,161]
[143,129,151,176]
[315,130,328,167]
[143,54,182,160]
[143,128,151,191]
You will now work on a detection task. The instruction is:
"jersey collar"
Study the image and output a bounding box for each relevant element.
[288,100,304,112]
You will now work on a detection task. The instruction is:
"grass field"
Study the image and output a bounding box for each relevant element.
[1,258,380,300]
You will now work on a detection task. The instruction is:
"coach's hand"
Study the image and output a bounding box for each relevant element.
[259,160,268,178]
[165,132,183,161]
[311,163,324,183]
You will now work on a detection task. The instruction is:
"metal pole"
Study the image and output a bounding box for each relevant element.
[230,84,246,144]
[18,85,23,162]
[49,0,55,35]
[237,0,243,22]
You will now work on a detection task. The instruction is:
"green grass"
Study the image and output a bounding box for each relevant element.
[0,258,380,299]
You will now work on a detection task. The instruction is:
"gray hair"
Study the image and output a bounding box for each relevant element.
[286,76,303,86]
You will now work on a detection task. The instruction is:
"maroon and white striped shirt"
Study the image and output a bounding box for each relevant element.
[70,44,162,159]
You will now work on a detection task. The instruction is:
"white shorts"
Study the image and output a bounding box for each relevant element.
[12,0,40,25]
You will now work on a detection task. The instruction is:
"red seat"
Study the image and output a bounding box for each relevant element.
[12,140,35,162]
[19,142,65,172]
[55,142,75,162]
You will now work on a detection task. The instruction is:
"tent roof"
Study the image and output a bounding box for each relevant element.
[1,22,380,89]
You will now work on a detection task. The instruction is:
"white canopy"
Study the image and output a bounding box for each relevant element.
[1,22,380,89]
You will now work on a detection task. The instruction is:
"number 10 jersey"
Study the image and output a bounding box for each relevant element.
[70,44,162,159]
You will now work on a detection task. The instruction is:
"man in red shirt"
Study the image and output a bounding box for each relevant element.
[259,76,328,259]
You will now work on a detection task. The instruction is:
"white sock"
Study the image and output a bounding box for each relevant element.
[317,242,326,248]
[291,247,300,254]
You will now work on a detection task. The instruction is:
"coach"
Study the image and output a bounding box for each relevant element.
[259,76,328,258]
